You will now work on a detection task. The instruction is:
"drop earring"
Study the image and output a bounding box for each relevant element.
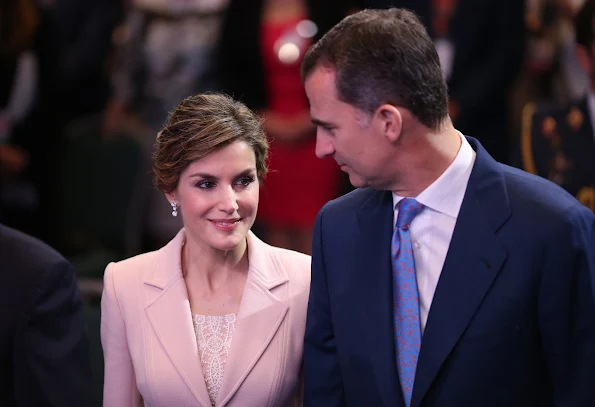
[171,200,178,217]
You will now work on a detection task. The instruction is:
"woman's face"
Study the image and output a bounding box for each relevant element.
[167,141,259,253]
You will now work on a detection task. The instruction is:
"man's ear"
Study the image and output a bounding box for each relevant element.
[373,104,403,143]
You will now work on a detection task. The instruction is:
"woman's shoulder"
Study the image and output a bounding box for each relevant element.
[269,245,311,267]
[105,229,184,284]
[268,245,311,289]
[104,248,163,288]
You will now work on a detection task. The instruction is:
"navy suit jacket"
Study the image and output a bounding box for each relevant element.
[304,137,595,407]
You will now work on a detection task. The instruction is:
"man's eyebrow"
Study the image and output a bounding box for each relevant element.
[311,117,335,127]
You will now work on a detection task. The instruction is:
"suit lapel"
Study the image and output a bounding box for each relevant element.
[355,190,405,407]
[144,231,211,406]
[411,138,510,407]
[146,279,211,406]
[216,232,289,406]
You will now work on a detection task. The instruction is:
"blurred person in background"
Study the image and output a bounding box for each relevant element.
[512,0,588,112]
[101,93,311,407]
[217,0,350,254]
[1,0,121,243]
[0,0,41,236]
[354,0,525,165]
[103,0,231,250]
[557,0,591,100]
[522,0,595,212]
[507,0,569,146]
[0,223,91,406]
[34,0,121,130]
[522,0,574,102]
[0,0,38,143]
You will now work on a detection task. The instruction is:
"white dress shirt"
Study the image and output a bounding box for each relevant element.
[392,132,476,332]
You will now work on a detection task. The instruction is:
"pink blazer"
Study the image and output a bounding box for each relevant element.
[101,229,311,407]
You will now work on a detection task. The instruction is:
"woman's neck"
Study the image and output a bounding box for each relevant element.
[182,234,249,293]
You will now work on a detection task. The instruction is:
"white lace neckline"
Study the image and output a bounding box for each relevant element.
[192,313,237,406]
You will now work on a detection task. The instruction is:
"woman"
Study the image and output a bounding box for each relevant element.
[101,93,311,407]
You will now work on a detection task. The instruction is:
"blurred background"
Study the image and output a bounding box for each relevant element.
[1,0,594,404]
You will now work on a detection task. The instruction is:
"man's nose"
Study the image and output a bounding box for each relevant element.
[315,131,334,158]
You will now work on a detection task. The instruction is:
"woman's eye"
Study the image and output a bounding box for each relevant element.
[236,176,255,187]
[196,180,215,189]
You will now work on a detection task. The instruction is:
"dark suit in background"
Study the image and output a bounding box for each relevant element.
[0,224,91,406]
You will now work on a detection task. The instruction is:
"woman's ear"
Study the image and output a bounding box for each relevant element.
[165,192,176,205]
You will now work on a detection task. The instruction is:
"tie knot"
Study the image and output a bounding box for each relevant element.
[396,198,424,230]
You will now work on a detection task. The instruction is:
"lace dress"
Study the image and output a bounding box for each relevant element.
[192,313,237,406]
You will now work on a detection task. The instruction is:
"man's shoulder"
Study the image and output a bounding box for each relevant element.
[500,164,592,223]
[320,187,378,216]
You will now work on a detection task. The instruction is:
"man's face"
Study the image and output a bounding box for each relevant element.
[305,66,395,189]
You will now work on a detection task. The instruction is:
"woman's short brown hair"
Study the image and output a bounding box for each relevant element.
[153,93,268,193]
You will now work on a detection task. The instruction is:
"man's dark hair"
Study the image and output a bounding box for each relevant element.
[301,8,449,130]
[575,0,595,51]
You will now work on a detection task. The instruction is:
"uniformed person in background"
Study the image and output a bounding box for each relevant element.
[522,0,595,212]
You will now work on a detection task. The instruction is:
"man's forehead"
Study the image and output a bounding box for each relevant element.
[306,69,339,106]
[306,65,337,88]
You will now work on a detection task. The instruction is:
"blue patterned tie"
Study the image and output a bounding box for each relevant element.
[392,198,424,407]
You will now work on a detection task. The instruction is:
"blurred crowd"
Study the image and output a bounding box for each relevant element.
[0,0,593,269]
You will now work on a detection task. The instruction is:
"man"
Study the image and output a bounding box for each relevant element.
[0,223,91,406]
[302,8,595,407]
[522,0,595,212]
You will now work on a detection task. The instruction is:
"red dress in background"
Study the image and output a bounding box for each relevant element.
[257,16,341,228]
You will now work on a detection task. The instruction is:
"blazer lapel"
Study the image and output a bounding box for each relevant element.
[216,232,289,406]
[411,139,510,407]
[144,230,211,407]
[355,190,404,407]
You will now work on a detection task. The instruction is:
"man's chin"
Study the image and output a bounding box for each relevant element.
[348,174,368,189]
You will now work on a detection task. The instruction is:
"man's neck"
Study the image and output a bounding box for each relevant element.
[389,122,462,197]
